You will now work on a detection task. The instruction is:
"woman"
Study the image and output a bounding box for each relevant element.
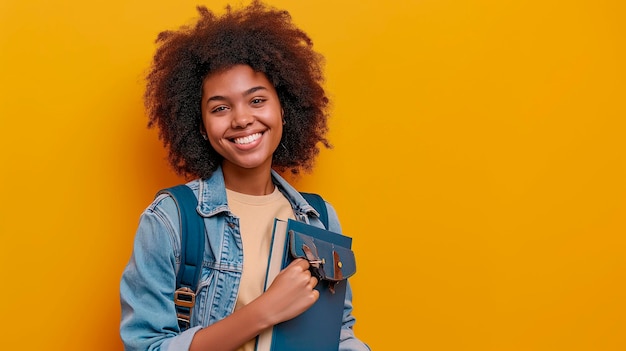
[120,2,369,350]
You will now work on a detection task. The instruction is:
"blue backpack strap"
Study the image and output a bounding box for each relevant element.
[157,185,205,331]
[300,192,329,229]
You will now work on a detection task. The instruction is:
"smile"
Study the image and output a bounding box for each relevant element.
[232,132,262,145]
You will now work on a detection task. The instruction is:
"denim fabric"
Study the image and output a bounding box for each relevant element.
[120,167,370,351]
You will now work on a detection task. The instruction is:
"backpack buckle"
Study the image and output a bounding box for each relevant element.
[174,287,196,328]
[174,287,196,307]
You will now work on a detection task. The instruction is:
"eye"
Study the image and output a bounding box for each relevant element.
[211,105,229,113]
[251,98,266,105]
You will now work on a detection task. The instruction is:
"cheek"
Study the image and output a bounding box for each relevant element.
[203,117,223,135]
[203,122,227,147]
[272,123,284,148]
[206,132,227,154]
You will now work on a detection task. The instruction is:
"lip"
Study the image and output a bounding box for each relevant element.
[227,130,265,150]
[226,129,265,140]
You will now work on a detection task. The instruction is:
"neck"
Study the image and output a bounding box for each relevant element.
[221,163,275,195]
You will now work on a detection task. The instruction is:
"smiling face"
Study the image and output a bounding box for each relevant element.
[201,64,283,176]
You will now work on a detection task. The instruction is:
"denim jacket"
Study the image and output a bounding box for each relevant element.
[120,167,370,351]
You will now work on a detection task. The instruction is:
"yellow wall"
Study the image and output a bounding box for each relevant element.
[1,0,624,350]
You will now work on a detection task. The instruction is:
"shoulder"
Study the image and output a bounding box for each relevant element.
[148,180,202,218]
[304,193,342,234]
[147,191,179,221]
[321,198,343,234]
[129,190,184,261]
[141,185,197,243]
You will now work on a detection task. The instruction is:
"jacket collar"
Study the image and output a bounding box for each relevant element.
[196,166,320,219]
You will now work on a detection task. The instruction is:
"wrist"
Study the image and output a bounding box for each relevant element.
[246,293,278,329]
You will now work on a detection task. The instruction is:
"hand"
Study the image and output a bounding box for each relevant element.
[258,258,319,325]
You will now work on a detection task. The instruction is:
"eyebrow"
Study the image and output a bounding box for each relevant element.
[205,86,268,104]
[244,86,268,96]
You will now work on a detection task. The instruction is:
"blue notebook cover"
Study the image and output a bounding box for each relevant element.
[256,219,353,351]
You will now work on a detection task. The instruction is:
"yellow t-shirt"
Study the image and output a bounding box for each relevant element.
[226,187,295,351]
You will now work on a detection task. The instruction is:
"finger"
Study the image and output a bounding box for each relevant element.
[311,289,320,302]
[291,258,311,270]
[308,276,318,289]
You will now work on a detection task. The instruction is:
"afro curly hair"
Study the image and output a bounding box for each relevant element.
[144,0,331,179]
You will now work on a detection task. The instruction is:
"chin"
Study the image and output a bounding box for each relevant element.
[226,158,273,171]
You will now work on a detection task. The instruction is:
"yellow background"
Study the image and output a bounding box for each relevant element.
[1,0,624,350]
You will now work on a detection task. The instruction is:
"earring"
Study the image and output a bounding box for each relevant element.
[201,132,208,140]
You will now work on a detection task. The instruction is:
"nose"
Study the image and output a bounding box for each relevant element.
[231,107,254,128]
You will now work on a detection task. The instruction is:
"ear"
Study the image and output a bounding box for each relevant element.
[199,122,208,140]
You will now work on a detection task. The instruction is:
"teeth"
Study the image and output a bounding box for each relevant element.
[233,133,262,145]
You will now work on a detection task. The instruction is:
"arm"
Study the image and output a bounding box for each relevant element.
[324,202,372,351]
[120,205,192,351]
[188,258,318,351]
[338,282,372,351]
[121,198,320,351]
